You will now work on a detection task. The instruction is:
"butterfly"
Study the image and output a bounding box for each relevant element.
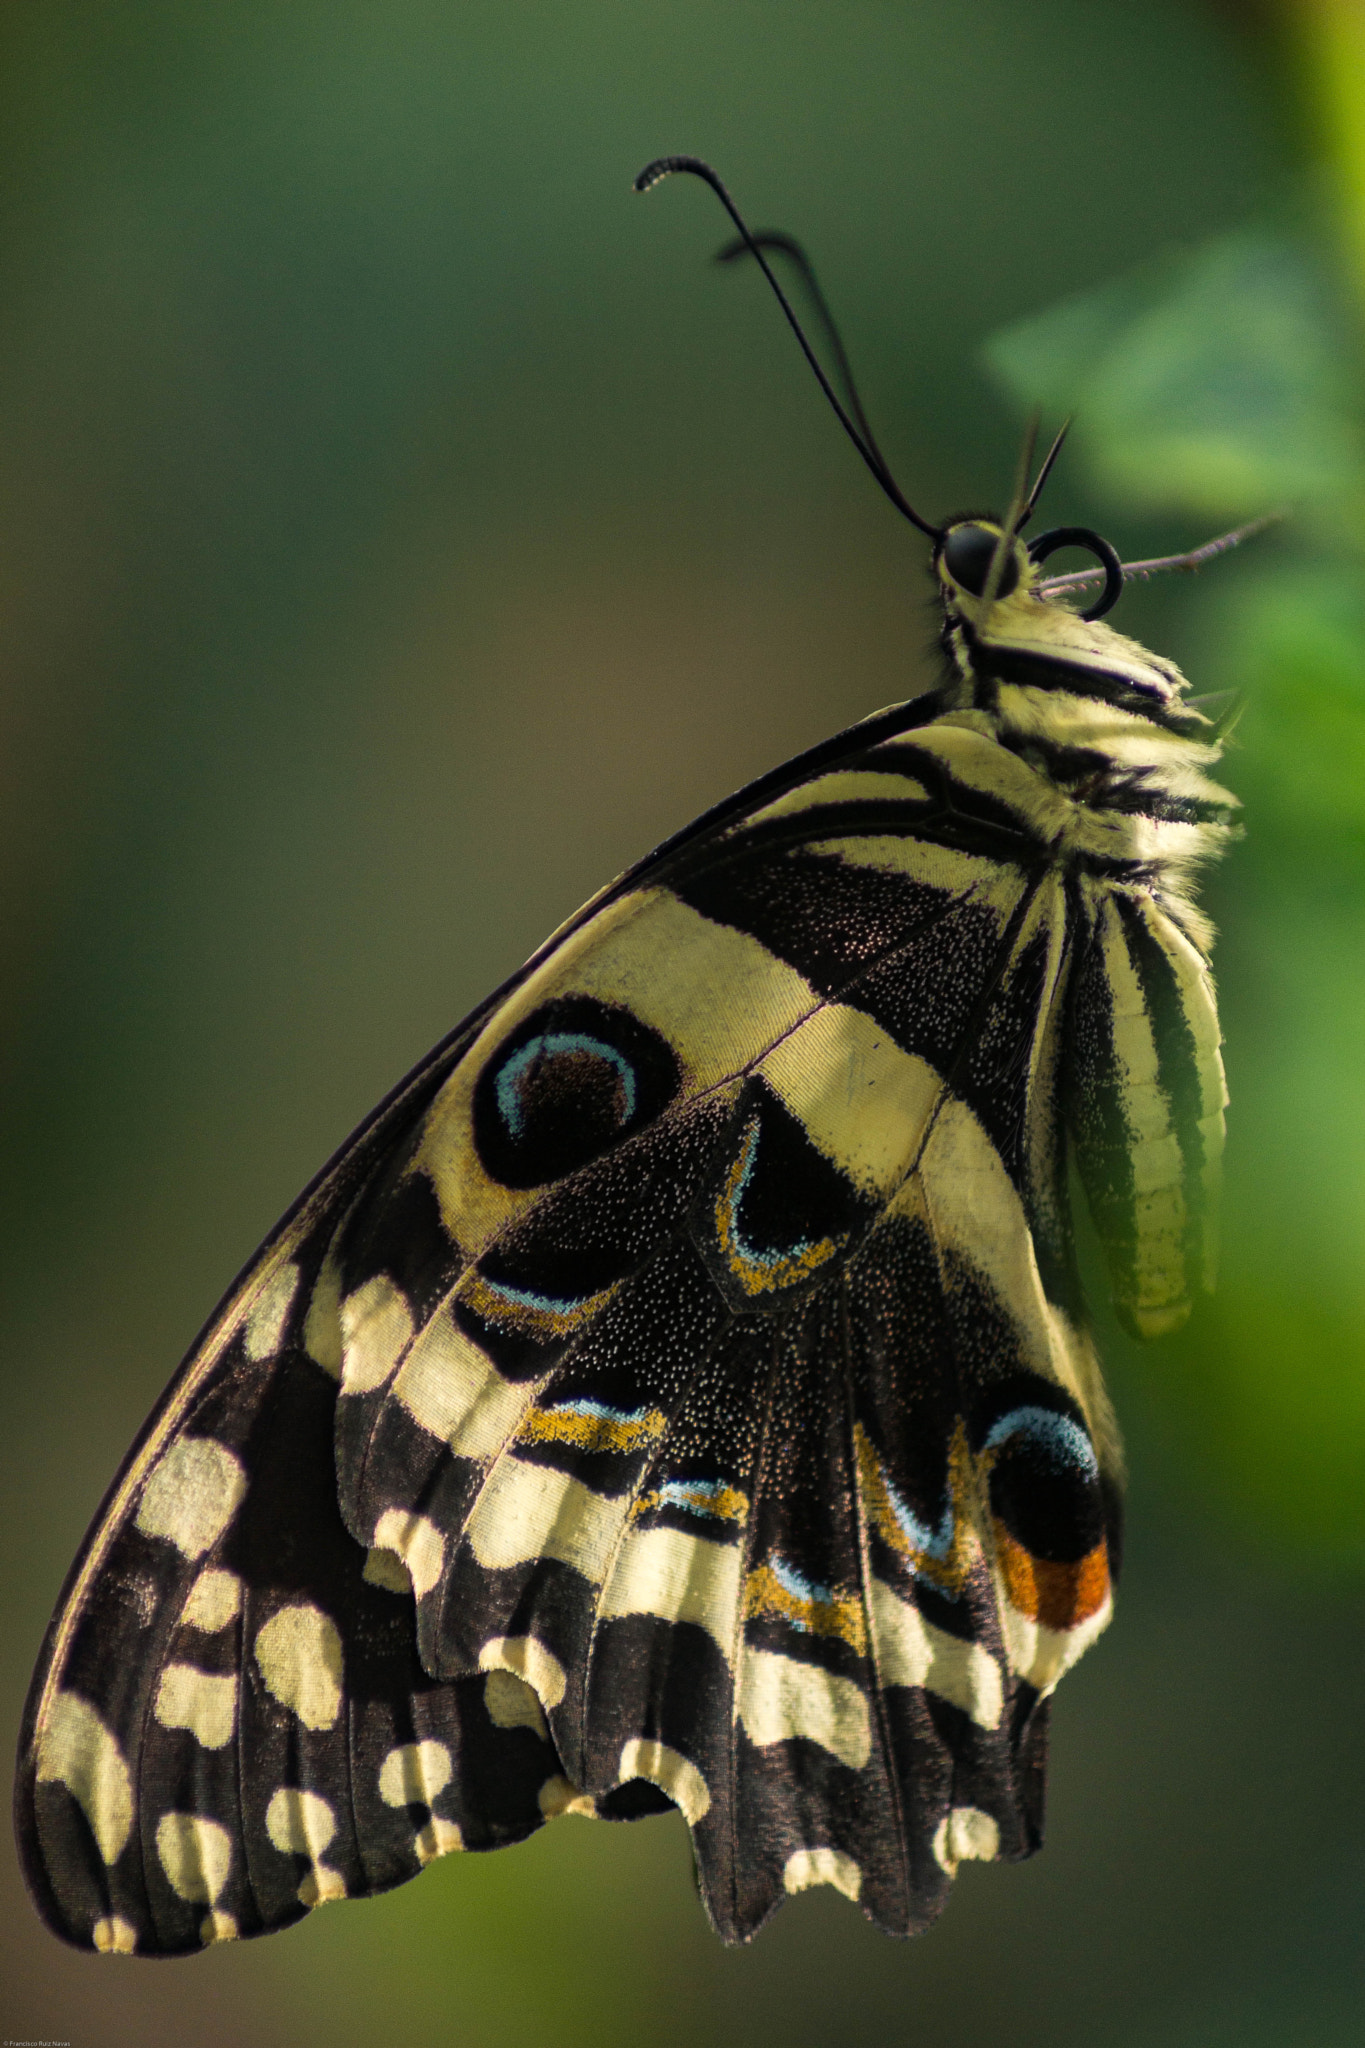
[16,156,1245,1955]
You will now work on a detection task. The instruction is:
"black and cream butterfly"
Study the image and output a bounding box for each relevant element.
[17,157,1243,1955]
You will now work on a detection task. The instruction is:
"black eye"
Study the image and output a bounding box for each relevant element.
[940,523,1020,600]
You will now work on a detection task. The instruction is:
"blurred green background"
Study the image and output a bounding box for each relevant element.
[4,3,1363,2042]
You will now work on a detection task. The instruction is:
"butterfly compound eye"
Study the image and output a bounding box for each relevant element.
[940,523,1020,600]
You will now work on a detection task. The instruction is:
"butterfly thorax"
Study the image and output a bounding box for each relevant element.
[931,526,1238,945]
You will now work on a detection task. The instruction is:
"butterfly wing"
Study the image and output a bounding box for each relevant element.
[17,700,1220,1950]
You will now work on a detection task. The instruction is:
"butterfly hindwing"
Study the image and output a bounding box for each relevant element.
[327,723,1126,1940]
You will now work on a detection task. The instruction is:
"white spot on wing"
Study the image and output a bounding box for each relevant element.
[181,1567,241,1633]
[378,1740,453,1809]
[155,1812,232,1904]
[783,1847,862,1901]
[618,1738,709,1824]
[370,1508,445,1598]
[483,1671,548,1737]
[135,1439,247,1559]
[340,1274,414,1394]
[738,1648,870,1771]
[254,1604,344,1729]
[200,1909,238,1944]
[154,1665,238,1749]
[243,1261,300,1361]
[477,1633,566,1709]
[35,1692,132,1864]
[932,1805,1000,1875]
[92,1915,137,1954]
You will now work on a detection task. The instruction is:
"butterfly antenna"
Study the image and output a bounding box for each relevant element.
[714,230,884,470]
[979,410,1040,607]
[1021,417,1072,526]
[1036,511,1285,596]
[635,156,940,540]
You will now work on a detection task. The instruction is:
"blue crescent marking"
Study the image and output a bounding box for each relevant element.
[982,1406,1098,1477]
[875,1464,959,1569]
[495,1032,637,1137]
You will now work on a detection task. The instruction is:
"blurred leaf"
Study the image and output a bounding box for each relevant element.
[984,222,1365,522]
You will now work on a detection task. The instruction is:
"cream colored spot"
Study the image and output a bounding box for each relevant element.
[738,1649,870,1771]
[199,1910,238,1944]
[362,1547,413,1595]
[478,1634,567,1710]
[868,1577,1003,1730]
[415,1816,464,1862]
[303,1245,344,1377]
[378,1740,453,1809]
[932,1805,1000,1876]
[370,1508,445,1598]
[155,1811,232,1904]
[466,1457,621,1583]
[243,1261,300,1361]
[997,1589,1113,1696]
[618,1738,709,1824]
[154,1665,238,1750]
[340,1274,414,1394]
[135,1438,247,1559]
[483,1670,548,1737]
[92,1915,137,1954]
[35,1691,132,1864]
[538,1775,596,1819]
[297,1865,348,1906]
[266,1785,336,1855]
[392,1307,532,1459]
[181,1567,241,1633]
[761,1011,941,1198]
[599,1524,742,1661]
[254,1604,344,1729]
[265,1785,345,1904]
[783,1847,862,1901]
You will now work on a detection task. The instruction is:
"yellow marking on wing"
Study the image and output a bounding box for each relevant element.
[35,1692,132,1864]
[714,1121,845,1294]
[339,1274,414,1394]
[393,1308,533,1460]
[855,1420,980,1600]
[932,1805,1000,1876]
[783,1847,862,1901]
[745,767,930,823]
[738,1648,870,1770]
[254,1604,344,1730]
[633,1479,748,1524]
[866,1574,1003,1730]
[135,1438,247,1560]
[599,1522,743,1659]
[465,1457,623,1583]
[759,1011,942,1197]
[153,1665,238,1750]
[478,1632,567,1708]
[458,1271,617,1340]
[743,1563,868,1657]
[619,1738,711,1824]
[242,1260,300,1361]
[156,1812,232,1906]
[517,1403,667,1456]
